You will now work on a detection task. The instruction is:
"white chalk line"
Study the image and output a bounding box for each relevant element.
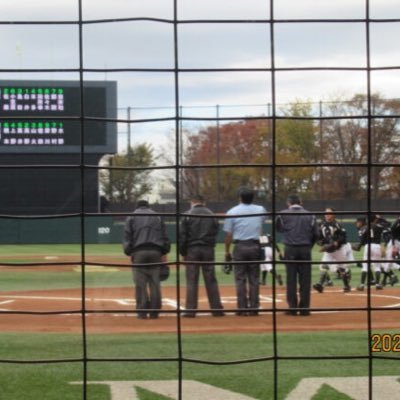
[0,295,283,305]
[0,300,14,305]
[0,294,281,317]
[0,292,399,317]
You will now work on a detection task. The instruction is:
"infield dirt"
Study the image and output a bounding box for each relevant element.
[0,285,399,334]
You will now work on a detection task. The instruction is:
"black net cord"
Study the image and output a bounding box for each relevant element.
[78,0,88,399]
[269,0,279,399]
[173,0,184,399]
[365,1,373,399]
[0,1,397,400]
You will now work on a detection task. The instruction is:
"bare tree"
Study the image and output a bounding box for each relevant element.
[321,94,400,199]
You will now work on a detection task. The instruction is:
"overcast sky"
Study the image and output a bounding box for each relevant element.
[0,0,399,152]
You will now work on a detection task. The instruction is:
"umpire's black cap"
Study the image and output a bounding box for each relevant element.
[190,194,205,204]
[238,186,254,204]
[136,199,149,208]
[287,194,301,205]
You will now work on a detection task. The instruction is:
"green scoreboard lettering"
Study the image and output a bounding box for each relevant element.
[0,80,117,154]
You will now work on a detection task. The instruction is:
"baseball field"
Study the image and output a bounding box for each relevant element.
[0,243,399,400]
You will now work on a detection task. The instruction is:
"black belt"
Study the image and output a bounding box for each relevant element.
[234,239,260,244]
[284,243,312,247]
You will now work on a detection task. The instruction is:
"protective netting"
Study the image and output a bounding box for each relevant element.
[0,1,399,399]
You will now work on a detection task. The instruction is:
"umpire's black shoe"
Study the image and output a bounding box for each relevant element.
[137,314,148,320]
[212,311,226,317]
[247,311,259,316]
[284,310,297,316]
[235,311,248,316]
[182,312,196,318]
[299,310,311,316]
[313,283,324,293]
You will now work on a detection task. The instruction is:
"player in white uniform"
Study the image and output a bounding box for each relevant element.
[352,215,389,291]
[313,208,352,293]
[259,234,283,286]
[382,216,400,286]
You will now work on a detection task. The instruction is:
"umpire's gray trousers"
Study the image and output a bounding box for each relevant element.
[233,240,261,311]
[185,245,224,315]
[132,249,162,317]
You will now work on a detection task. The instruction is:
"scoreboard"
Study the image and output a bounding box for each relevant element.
[0,80,117,214]
[0,80,117,154]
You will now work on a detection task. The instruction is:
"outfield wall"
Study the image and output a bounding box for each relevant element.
[0,217,361,245]
[0,217,122,245]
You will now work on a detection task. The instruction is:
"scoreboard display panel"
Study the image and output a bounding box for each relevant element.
[0,80,117,154]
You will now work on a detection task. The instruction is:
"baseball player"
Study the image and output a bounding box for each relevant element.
[330,242,356,285]
[259,234,283,286]
[352,215,390,291]
[382,216,400,286]
[313,208,352,293]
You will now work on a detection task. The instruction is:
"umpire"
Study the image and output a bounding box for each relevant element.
[224,186,267,316]
[179,195,224,317]
[276,194,318,316]
[123,200,171,320]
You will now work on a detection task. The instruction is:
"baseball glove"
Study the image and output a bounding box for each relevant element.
[160,255,170,281]
[160,265,170,281]
[223,253,233,274]
[321,242,337,253]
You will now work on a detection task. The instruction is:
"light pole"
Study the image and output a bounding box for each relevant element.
[319,101,324,199]
[216,104,221,201]
[127,106,131,152]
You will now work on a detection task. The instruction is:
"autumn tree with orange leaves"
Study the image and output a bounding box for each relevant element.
[181,102,317,201]
[176,94,400,203]
[182,118,272,201]
[320,94,400,200]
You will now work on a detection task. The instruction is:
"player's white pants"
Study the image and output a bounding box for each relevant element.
[320,246,348,272]
[362,243,382,273]
[383,240,400,272]
[343,242,355,263]
[260,247,273,272]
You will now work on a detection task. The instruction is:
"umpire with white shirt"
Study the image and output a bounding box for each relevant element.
[224,187,267,316]
[276,194,318,316]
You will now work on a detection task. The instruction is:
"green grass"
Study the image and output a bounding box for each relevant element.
[0,242,396,398]
[0,262,368,292]
[0,242,363,262]
[0,242,384,292]
[313,385,353,400]
[0,244,397,399]
[0,243,123,259]
[0,330,398,400]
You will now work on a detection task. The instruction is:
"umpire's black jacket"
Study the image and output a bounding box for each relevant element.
[276,205,318,246]
[179,204,219,256]
[123,206,170,256]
